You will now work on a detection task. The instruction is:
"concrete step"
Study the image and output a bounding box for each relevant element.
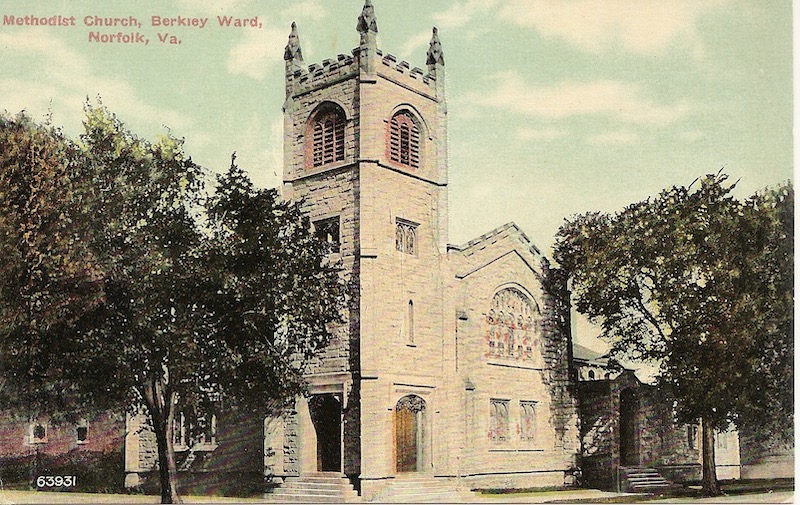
[282,481,354,490]
[371,477,462,503]
[263,493,359,503]
[265,472,359,502]
[621,467,673,493]
[383,492,465,503]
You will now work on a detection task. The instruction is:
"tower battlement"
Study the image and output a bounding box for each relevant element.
[284,1,443,100]
[285,48,437,98]
[286,53,358,96]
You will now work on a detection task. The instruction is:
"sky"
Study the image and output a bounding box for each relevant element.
[1,0,793,349]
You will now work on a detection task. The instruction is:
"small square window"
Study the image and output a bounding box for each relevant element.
[28,421,47,444]
[76,421,88,444]
[314,216,340,253]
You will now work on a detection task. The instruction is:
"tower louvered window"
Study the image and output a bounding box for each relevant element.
[389,112,420,169]
[311,107,345,168]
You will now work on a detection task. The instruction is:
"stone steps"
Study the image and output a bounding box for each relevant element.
[621,467,674,493]
[264,472,360,503]
[371,476,465,503]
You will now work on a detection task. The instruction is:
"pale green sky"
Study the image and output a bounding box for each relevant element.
[1,0,793,346]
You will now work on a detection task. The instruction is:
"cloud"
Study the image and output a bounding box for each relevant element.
[0,29,187,132]
[400,30,432,60]
[432,0,500,30]
[225,1,326,80]
[175,0,252,15]
[226,23,287,80]
[498,0,728,56]
[516,127,569,141]
[280,0,326,23]
[469,71,690,126]
[588,130,639,145]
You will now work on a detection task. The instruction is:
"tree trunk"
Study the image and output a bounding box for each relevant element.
[700,417,720,496]
[145,378,182,504]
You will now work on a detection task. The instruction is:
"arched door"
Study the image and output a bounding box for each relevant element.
[308,394,342,472]
[395,395,426,472]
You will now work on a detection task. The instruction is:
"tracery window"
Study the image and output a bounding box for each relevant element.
[396,219,417,255]
[520,401,537,442]
[489,399,509,442]
[309,105,345,168]
[389,111,420,169]
[486,288,539,361]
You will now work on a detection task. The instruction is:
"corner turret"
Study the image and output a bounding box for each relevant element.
[426,27,445,99]
[284,22,304,97]
[356,0,379,74]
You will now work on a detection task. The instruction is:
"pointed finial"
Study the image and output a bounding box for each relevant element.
[356,0,378,36]
[427,27,444,66]
[284,21,303,63]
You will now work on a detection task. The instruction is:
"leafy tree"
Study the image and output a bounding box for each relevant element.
[554,172,792,495]
[0,108,345,503]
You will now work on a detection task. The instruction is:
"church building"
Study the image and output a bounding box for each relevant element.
[261,1,580,500]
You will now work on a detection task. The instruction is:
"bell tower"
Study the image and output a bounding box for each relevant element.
[280,1,449,490]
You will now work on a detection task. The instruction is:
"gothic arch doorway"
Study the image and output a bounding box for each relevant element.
[619,388,638,466]
[308,394,342,472]
[395,395,426,473]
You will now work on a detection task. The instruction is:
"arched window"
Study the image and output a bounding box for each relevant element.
[389,111,420,169]
[520,401,537,442]
[396,218,417,255]
[308,105,345,168]
[489,399,509,442]
[486,288,540,361]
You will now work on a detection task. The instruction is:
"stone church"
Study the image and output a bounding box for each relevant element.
[3,2,788,500]
[260,1,580,500]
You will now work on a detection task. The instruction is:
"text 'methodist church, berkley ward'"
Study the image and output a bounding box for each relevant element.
[6,2,788,500]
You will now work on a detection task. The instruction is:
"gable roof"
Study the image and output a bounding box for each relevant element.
[447,222,547,280]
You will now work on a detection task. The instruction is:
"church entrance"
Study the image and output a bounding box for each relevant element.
[395,395,426,473]
[619,388,638,466]
[308,394,342,472]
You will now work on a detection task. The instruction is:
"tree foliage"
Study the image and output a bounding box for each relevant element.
[0,108,345,502]
[554,172,793,494]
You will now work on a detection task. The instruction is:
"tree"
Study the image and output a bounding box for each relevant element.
[553,172,793,496]
[0,108,345,503]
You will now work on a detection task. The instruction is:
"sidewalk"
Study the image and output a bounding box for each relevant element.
[462,488,633,503]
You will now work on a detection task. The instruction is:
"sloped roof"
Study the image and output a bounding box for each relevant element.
[448,222,541,256]
[573,343,607,362]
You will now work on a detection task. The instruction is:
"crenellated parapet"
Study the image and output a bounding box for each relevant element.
[284,2,444,100]
[376,50,438,95]
[285,47,440,100]
[285,53,359,97]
